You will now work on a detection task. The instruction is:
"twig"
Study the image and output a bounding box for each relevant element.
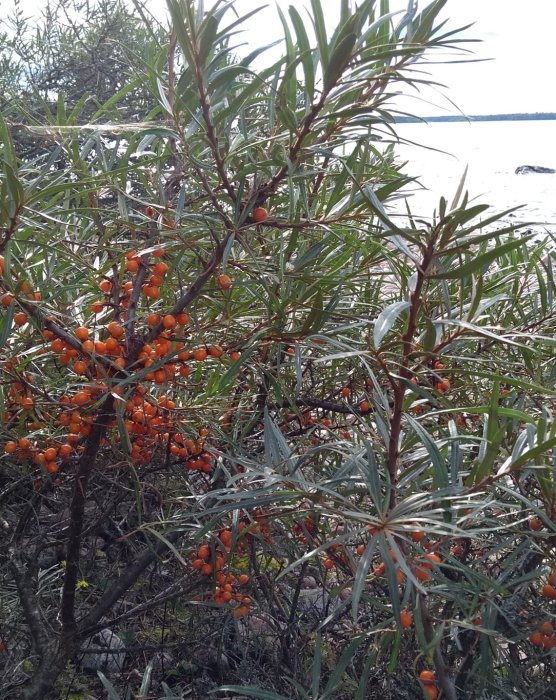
[418,592,458,700]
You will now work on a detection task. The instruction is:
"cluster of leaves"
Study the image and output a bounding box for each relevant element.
[0,1,555,699]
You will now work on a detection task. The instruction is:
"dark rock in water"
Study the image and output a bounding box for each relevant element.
[515,165,555,174]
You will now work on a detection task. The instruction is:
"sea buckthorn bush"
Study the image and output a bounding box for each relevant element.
[0,1,555,699]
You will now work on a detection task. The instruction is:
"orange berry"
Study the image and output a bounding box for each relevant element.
[219,529,232,546]
[229,351,241,363]
[414,566,431,582]
[153,261,168,276]
[45,461,58,474]
[411,530,425,542]
[75,326,89,342]
[209,345,223,358]
[191,558,203,570]
[542,584,556,598]
[72,391,90,405]
[438,377,451,391]
[59,444,73,459]
[102,337,117,352]
[13,312,28,326]
[197,544,210,560]
[359,400,370,413]
[529,517,543,531]
[193,348,207,362]
[17,437,31,450]
[107,322,124,339]
[424,688,438,700]
[323,558,334,570]
[162,314,176,329]
[148,274,164,287]
[216,274,232,290]
[44,447,58,461]
[175,312,189,325]
[4,441,17,454]
[200,563,213,576]
[237,574,249,586]
[529,631,543,645]
[252,206,268,222]
[340,387,350,397]
[50,338,64,353]
[19,396,34,410]
[538,621,553,635]
[99,279,112,293]
[419,670,435,684]
[90,301,104,314]
[143,285,159,299]
[400,610,412,629]
[73,360,88,374]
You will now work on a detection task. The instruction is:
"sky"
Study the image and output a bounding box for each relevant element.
[224,0,556,116]
[1,0,554,116]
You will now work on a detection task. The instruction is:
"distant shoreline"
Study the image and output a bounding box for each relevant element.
[394,112,556,123]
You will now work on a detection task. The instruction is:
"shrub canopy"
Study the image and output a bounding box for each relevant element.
[0,1,555,699]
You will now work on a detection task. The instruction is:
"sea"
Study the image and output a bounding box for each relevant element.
[388,120,556,237]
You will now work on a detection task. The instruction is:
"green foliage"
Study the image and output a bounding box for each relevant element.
[0,1,555,699]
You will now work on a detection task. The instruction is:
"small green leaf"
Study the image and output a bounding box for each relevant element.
[323,32,357,92]
[373,301,409,348]
[310,0,329,69]
[321,635,367,698]
[432,235,533,279]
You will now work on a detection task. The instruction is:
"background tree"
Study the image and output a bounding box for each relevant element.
[0,0,162,158]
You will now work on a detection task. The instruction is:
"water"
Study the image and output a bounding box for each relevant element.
[390,120,556,233]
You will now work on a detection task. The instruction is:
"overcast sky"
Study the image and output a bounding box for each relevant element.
[1,0,554,116]
[222,0,556,116]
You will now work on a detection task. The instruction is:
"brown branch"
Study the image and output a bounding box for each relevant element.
[190,36,236,204]
[418,593,458,700]
[257,90,329,204]
[137,229,233,351]
[0,206,22,254]
[78,529,185,633]
[386,233,437,506]
[9,556,51,661]
[60,394,115,635]
[0,287,116,373]
[167,27,177,112]
[293,396,367,415]
[124,249,152,344]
